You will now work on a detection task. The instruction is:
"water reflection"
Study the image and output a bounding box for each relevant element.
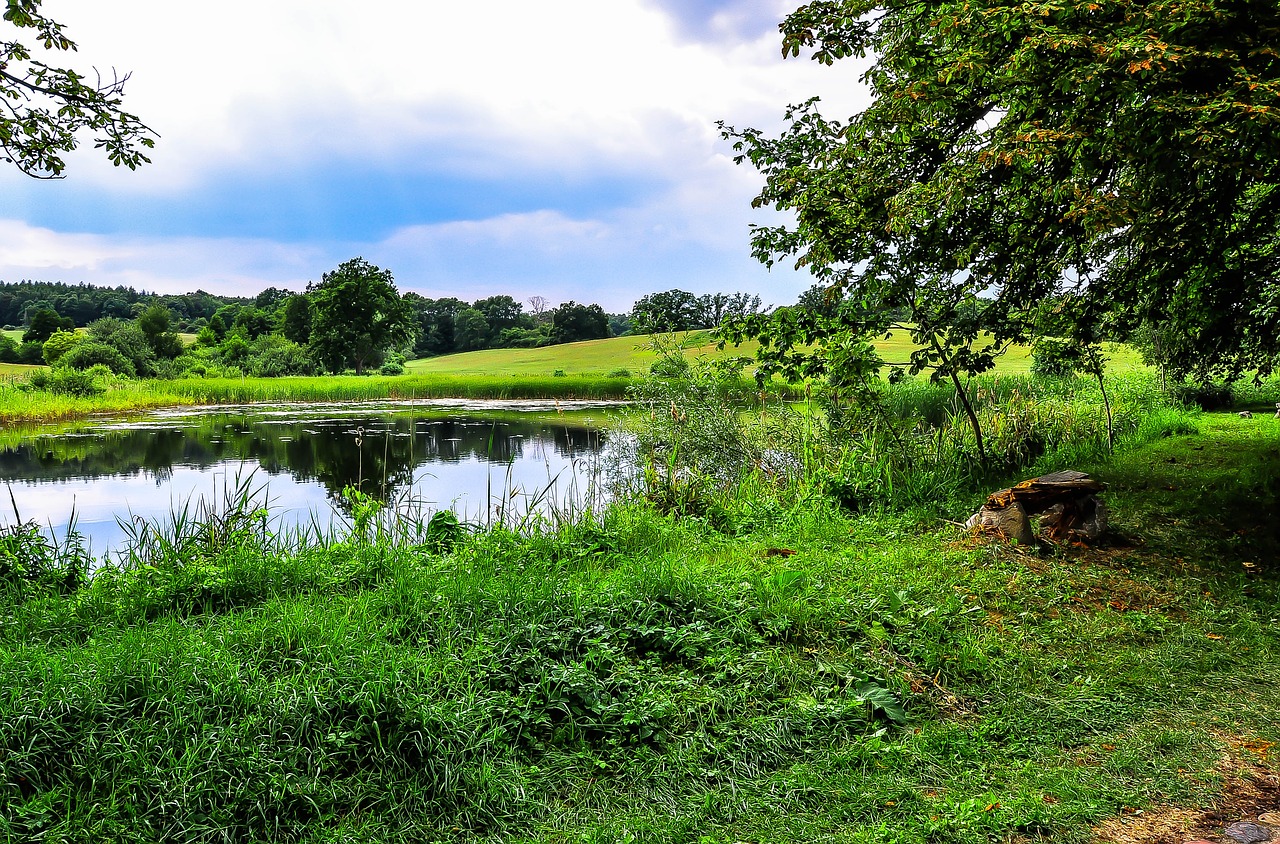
[0,402,615,554]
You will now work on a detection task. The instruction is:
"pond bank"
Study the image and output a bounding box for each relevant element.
[0,372,640,426]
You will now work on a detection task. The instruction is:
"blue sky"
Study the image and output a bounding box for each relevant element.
[0,1,868,312]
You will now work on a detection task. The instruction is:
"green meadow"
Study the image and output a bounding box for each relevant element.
[406,332,1148,378]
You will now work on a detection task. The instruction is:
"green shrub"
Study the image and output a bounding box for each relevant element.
[61,340,137,376]
[41,329,81,365]
[249,338,316,377]
[17,340,45,364]
[27,366,104,397]
[378,351,406,376]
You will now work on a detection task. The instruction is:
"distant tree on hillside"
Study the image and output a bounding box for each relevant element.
[281,295,314,344]
[404,295,467,357]
[630,289,704,333]
[137,303,183,359]
[454,308,490,352]
[22,307,73,344]
[550,302,610,344]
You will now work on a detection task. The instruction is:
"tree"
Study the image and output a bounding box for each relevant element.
[1,0,156,178]
[137,303,183,359]
[280,294,313,344]
[453,308,490,352]
[404,294,466,357]
[630,289,704,334]
[22,305,72,343]
[472,295,526,343]
[231,306,273,340]
[88,317,154,376]
[549,301,610,344]
[253,287,291,312]
[723,0,1280,384]
[308,258,414,375]
[526,295,550,319]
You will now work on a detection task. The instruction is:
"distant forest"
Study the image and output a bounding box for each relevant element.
[0,281,770,357]
[0,281,249,331]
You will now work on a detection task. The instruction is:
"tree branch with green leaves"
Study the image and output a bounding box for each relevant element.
[2,0,156,178]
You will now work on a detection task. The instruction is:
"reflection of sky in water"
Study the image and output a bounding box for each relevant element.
[1,405,611,558]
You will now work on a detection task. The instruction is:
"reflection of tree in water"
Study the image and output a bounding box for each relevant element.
[0,411,605,513]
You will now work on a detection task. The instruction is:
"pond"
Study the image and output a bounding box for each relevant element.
[0,399,625,557]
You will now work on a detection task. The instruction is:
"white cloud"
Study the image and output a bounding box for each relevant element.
[31,0,867,186]
[0,2,865,307]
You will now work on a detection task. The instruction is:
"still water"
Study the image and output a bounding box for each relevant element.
[0,400,621,555]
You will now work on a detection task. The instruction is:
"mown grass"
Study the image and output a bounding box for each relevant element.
[1,409,1277,843]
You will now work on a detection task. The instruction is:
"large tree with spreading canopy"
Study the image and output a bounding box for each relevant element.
[308,259,414,375]
[723,0,1280,384]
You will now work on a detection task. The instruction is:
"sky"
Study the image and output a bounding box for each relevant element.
[0,1,870,312]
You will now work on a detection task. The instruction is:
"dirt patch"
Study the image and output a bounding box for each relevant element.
[1095,738,1280,844]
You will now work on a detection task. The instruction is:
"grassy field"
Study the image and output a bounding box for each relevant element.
[1,409,1275,842]
[408,332,1148,377]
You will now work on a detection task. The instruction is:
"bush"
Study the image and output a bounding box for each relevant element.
[248,337,316,377]
[41,329,81,365]
[0,333,18,363]
[27,366,103,397]
[88,318,156,376]
[17,340,45,365]
[219,334,251,368]
[61,341,137,376]
[378,351,405,377]
[607,368,632,378]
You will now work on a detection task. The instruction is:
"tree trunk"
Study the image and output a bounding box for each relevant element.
[930,335,987,466]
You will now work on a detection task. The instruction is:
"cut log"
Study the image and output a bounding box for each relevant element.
[984,470,1105,513]
[968,470,1107,545]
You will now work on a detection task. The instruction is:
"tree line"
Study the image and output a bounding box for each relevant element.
[0,264,767,377]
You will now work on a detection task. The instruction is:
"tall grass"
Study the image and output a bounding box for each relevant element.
[629,364,1197,514]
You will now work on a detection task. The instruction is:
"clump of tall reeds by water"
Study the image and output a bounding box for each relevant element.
[0,461,909,841]
[626,353,1202,515]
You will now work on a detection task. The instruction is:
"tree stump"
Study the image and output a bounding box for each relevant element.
[966,470,1107,544]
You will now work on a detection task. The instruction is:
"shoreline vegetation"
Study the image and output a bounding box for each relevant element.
[0,332,1157,427]
[0,372,642,426]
